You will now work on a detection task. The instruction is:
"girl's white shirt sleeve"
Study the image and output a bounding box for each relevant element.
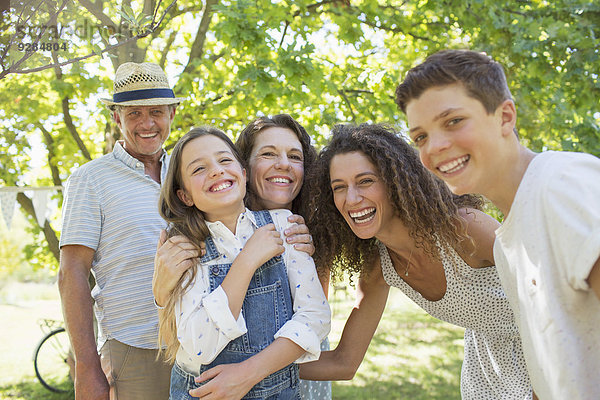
[269,209,331,363]
[174,208,331,369]
[175,267,248,365]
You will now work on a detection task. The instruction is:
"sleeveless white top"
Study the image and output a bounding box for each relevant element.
[378,241,531,399]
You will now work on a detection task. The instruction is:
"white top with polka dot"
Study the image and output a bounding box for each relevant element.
[378,241,532,400]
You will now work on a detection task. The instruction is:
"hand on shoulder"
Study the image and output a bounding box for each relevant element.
[284,213,315,256]
[153,230,199,307]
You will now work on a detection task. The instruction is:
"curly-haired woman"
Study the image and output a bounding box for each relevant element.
[299,123,533,400]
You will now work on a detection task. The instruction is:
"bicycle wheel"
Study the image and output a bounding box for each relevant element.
[33,327,74,393]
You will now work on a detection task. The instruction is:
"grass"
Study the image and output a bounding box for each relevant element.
[328,288,464,399]
[0,282,73,400]
[0,281,465,399]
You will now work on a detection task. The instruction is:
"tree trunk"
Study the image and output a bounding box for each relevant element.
[16,192,60,262]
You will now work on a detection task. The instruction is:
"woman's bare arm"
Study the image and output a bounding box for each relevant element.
[300,259,389,380]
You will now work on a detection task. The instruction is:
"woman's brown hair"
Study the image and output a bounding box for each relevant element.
[235,114,317,216]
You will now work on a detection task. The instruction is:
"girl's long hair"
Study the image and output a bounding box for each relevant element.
[235,114,317,217]
[306,123,483,280]
[157,126,245,362]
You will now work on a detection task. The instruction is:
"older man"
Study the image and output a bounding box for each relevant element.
[58,62,183,400]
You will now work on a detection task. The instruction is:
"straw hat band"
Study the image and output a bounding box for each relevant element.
[101,62,184,106]
[113,88,175,103]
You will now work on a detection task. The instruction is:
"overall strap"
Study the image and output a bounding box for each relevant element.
[251,210,274,228]
[199,235,221,263]
[250,209,286,269]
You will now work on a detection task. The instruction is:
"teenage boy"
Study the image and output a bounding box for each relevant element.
[395,49,599,400]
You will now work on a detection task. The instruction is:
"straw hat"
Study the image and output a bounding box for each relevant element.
[101,62,185,107]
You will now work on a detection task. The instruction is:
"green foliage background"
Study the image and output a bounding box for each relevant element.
[1,0,599,270]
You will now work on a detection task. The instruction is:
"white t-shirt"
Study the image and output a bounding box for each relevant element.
[494,151,600,399]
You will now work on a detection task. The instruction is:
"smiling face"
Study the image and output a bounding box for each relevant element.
[176,134,246,223]
[248,127,304,210]
[329,151,396,240]
[115,105,175,160]
[405,83,515,197]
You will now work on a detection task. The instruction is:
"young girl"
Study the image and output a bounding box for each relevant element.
[157,127,330,399]
[154,114,331,399]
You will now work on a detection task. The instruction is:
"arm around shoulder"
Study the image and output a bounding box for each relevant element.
[152,230,199,307]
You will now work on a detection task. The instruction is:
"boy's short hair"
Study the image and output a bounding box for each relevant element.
[395,49,513,115]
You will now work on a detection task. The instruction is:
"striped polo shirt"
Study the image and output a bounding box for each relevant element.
[60,141,170,350]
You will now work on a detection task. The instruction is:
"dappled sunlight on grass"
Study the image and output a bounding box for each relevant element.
[0,380,73,400]
[329,287,464,399]
[0,282,465,399]
[0,282,69,399]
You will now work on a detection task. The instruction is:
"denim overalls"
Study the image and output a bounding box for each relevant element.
[170,210,300,400]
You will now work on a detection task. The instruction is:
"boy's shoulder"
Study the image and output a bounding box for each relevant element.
[526,150,599,181]
[500,150,600,238]
[536,150,598,163]
[514,150,600,210]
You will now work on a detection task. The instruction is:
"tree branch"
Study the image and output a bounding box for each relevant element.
[16,192,60,262]
[78,0,116,28]
[150,3,201,41]
[358,16,432,42]
[116,0,144,63]
[0,0,70,78]
[343,89,374,95]
[104,121,119,154]
[304,0,349,14]
[285,0,350,22]
[279,20,289,48]
[36,123,63,187]
[159,29,177,69]
[62,97,93,160]
[338,89,356,122]
[209,50,225,62]
[143,0,156,19]
[0,0,177,78]
[49,49,92,160]
[180,0,218,76]
[195,88,236,114]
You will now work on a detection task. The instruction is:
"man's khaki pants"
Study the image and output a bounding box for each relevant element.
[100,339,172,400]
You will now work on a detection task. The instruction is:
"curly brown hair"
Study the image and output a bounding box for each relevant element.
[235,114,317,216]
[306,123,483,280]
